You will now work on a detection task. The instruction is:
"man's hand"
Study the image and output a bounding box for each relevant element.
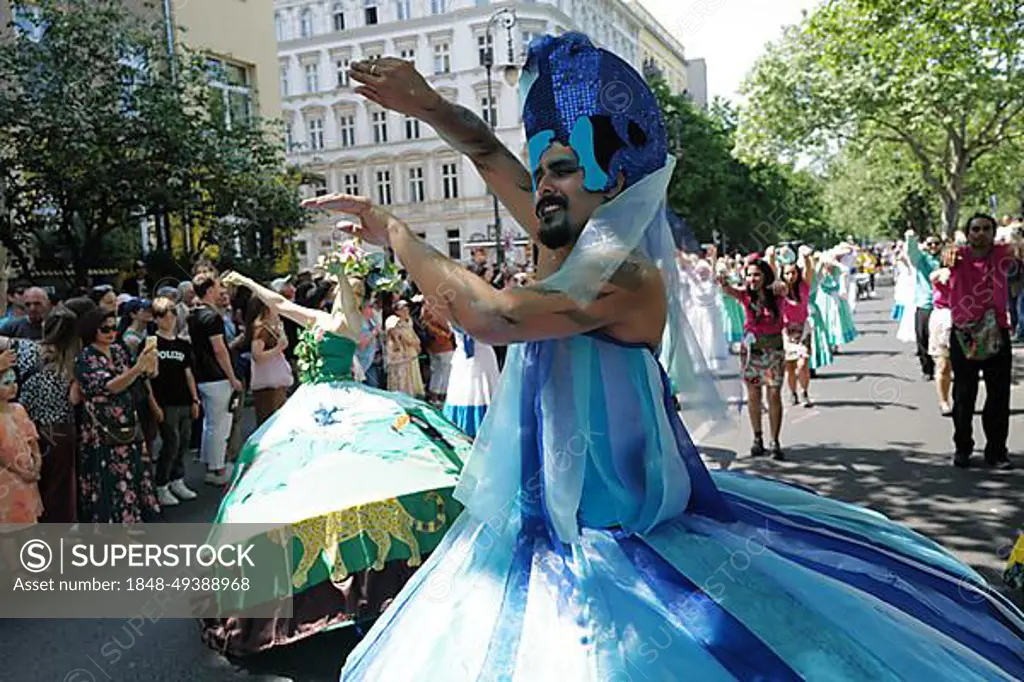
[230,377,243,394]
[349,57,443,118]
[190,402,200,420]
[302,195,394,247]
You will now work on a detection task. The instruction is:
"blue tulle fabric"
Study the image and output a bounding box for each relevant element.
[341,333,1024,681]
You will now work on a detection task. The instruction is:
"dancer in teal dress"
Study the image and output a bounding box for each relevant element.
[815,259,858,350]
[313,33,1024,680]
[200,257,471,656]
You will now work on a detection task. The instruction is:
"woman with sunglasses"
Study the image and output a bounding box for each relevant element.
[74,308,160,523]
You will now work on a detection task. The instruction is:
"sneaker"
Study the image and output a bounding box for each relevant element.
[157,486,180,507]
[953,453,971,469]
[169,479,198,501]
[204,470,231,486]
[750,437,766,458]
[770,442,785,461]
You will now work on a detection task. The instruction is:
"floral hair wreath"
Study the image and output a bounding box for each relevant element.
[317,239,403,294]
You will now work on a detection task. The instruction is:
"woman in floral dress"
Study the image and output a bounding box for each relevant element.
[75,308,160,524]
[385,300,425,398]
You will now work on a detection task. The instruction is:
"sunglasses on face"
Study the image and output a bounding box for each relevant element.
[98,325,117,334]
[156,309,177,318]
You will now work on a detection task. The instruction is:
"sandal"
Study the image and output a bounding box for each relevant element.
[770,442,785,461]
[750,436,766,458]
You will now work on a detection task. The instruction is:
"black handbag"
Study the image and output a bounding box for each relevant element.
[85,400,141,447]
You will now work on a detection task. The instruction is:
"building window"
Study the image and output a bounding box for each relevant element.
[447,229,461,259]
[336,58,350,87]
[396,0,412,20]
[333,4,345,31]
[365,0,378,25]
[480,96,497,126]
[372,111,388,143]
[339,115,356,147]
[408,167,425,203]
[207,58,252,129]
[433,43,451,74]
[296,241,308,258]
[521,30,538,58]
[285,122,295,150]
[441,163,458,199]
[304,63,319,92]
[376,170,393,205]
[300,9,314,38]
[308,117,324,150]
[343,173,360,195]
[478,34,493,66]
[405,116,420,140]
[279,65,289,97]
[400,48,416,64]
[431,0,447,14]
[274,12,286,41]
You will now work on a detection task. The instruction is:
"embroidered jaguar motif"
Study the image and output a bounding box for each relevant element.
[270,491,447,589]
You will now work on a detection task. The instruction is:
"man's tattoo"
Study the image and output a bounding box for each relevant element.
[608,257,648,292]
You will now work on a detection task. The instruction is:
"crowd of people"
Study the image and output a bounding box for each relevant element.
[888,215,1022,469]
[0,249,534,530]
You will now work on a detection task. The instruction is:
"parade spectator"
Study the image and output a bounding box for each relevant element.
[89,285,118,314]
[271,277,301,369]
[187,274,241,486]
[0,367,42,525]
[350,277,384,389]
[223,285,249,464]
[244,296,292,426]
[2,282,27,322]
[0,286,50,340]
[150,297,200,507]
[121,261,153,299]
[720,257,789,460]
[117,298,153,356]
[905,230,942,381]
[947,213,1017,470]
[176,281,195,340]
[385,300,424,398]
[75,308,159,523]
[420,299,455,405]
[2,307,81,522]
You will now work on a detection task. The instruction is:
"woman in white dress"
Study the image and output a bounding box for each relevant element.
[442,330,500,438]
[676,251,730,373]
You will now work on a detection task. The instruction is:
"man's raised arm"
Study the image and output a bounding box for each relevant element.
[350,58,539,241]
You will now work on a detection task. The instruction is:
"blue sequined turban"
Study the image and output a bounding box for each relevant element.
[520,32,668,193]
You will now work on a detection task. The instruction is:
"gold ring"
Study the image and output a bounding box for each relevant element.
[370,63,378,75]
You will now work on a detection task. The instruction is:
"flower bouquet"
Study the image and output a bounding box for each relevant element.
[318,240,403,294]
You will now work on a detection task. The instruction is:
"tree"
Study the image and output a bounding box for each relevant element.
[653,79,832,251]
[0,0,307,288]
[739,0,1024,236]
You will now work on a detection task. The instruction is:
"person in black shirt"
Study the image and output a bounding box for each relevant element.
[150,297,200,506]
[186,274,241,486]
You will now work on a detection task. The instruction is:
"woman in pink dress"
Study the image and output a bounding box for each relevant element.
[720,257,789,460]
[0,368,43,527]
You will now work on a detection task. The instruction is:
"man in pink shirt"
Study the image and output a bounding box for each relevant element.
[946,213,1019,470]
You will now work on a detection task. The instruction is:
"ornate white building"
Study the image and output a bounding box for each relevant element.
[276,0,688,268]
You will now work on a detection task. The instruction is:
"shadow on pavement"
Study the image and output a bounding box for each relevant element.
[715,443,1023,597]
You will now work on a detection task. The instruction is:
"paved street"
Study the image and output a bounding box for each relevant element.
[1,285,1021,682]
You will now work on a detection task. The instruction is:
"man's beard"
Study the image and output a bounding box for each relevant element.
[538,209,576,248]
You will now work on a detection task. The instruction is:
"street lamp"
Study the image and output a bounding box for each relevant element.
[484,7,517,267]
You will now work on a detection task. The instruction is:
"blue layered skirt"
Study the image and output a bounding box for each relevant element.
[342,334,1023,680]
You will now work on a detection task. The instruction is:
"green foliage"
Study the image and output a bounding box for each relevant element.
[652,79,833,251]
[739,0,1024,235]
[0,0,307,286]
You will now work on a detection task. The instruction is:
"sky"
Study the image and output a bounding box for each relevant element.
[637,0,820,103]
